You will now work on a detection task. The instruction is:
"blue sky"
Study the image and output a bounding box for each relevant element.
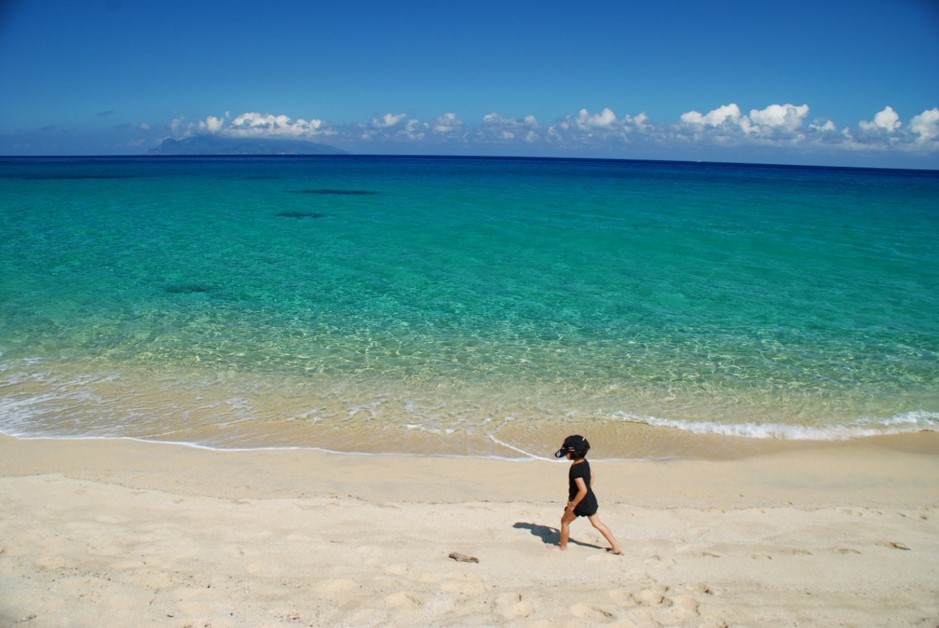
[1,0,938,167]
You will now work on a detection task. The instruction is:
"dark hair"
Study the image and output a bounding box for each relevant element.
[554,434,590,459]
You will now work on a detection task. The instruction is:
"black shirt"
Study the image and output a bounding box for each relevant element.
[568,460,599,516]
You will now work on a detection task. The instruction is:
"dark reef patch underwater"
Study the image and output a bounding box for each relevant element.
[163,283,213,295]
[276,211,327,219]
[289,189,378,196]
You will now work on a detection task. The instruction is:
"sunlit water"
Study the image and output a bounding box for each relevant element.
[1,156,937,457]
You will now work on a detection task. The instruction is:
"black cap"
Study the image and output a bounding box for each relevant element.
[554,434,590,458]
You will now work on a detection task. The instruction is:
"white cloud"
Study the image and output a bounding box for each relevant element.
[860,106,901,133]
[157,104,939,162]
[348,112,466,144]
[479,113,539,141]
[228,112,326,137]
[201,115,225,133]
[482,112,538,128]
[543,108,655,150]
[372,113,408,128]
[432,112,464,135]
[810,119,837,133]
[576,107,617,129]
[909,108,939,143]
[679,103,809,137]
[184,112,330,139]
[403,119,426,140]
[679,103,818,144]
[169,116,188,134]
[354,114,416,142]
[749,103,809,132]
[681,103,750,133]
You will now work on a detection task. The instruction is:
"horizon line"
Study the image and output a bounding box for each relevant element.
[2,153,938,173]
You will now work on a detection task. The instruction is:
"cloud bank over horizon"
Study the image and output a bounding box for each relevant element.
[7,103,939,167]
[160,103,939,163]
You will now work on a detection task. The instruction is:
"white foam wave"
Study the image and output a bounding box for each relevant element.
[486,433,544,459]
[611,411,939,440]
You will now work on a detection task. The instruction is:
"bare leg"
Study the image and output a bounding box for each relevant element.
[558,510,577,550]
[587,514,622,554]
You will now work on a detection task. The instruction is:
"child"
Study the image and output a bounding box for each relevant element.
[554,434,622,554]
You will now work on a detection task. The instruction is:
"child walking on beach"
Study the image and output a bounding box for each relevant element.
[554,435,622,554]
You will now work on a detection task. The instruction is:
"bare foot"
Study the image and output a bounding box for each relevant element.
[606,547,623,555]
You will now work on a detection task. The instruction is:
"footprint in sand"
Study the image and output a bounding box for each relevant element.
[609,589,640,608]
[570,602,616,620]
[495,592,535,620]
[384,591,425,609]
[687,583,715,596]
[643,554,677,568]
[635,585,673,608]
[663,596,701,622]
[834,547,862,555]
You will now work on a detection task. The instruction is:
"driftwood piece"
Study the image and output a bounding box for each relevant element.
[448,552,479,563]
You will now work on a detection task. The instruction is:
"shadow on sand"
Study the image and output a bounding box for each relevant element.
[513,522,603,550]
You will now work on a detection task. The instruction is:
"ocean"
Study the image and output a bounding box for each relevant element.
[1,155,937,459]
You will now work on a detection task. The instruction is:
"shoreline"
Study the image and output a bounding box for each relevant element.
[2,422,938,462]
[2,355,935,461]
[2,433,938,625]
[3,431,939,505]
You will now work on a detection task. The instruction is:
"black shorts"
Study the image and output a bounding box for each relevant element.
[574,504,597,517]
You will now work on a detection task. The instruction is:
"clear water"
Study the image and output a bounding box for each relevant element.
[1,156,937,457]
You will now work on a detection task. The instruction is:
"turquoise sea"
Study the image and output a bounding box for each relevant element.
[1,156,937,458]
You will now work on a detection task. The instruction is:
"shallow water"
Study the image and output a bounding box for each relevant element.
[1,156,937,457]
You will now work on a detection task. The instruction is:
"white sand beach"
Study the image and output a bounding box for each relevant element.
[2,433,938,626]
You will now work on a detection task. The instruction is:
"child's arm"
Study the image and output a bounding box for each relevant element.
[566,477,589,512]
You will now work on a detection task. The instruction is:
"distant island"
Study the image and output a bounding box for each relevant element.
[149,135,346,156]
